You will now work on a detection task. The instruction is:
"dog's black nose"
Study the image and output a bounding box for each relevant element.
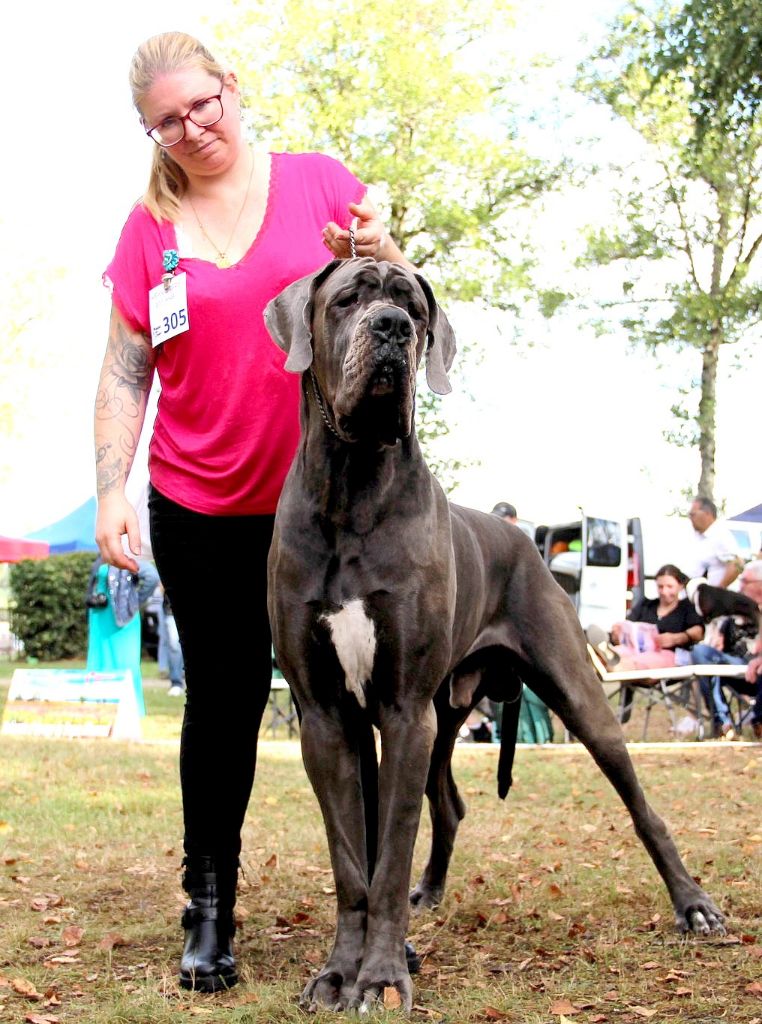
[370,307,413,345]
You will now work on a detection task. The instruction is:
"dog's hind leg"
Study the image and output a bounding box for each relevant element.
[410,684,470,911]
[518,592,725,935]
[411,657,521,911]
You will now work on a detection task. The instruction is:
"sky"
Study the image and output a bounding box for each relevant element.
[1,0,760,542]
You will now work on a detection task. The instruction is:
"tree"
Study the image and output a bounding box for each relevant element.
[576,0,762,500]
[213,0,564,489]
[655,0,762,144]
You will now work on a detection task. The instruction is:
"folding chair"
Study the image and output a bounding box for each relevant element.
[713,675,758,737]
[586,645,747,741]
[267,672,299,739]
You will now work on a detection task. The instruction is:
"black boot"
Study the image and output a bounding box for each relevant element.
[179,856,238,992]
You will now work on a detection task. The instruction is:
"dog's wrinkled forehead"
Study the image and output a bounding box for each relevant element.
[315,258,429,326]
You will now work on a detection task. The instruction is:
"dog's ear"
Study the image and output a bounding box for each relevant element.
[263,260,344,372]
[414,273,457,395]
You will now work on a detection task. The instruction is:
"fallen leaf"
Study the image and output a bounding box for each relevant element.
[483,1009,509,1021]
[640,961,660,971]
[746,982,762,998]
[12,978,42,1000]
[265,852,278,869]
[24,1015,59,1024]
[590,1017,608,1023]
[62,925,83,947]
[630,1007,657,1018]
[674,988,693,997]
[550,998,581,1015]
[28,937,52,949]
[383,987,402,1009]
[98,933,129,950]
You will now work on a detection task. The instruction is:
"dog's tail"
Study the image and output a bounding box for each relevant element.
[497,693,521,800]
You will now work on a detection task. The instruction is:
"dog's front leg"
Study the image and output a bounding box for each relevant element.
[347,698,437,1013]
[299,707,371,1011]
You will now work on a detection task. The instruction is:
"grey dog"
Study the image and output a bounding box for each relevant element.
[263,257,724,1013]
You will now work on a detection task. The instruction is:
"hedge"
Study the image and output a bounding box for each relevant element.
[10,552,95,660]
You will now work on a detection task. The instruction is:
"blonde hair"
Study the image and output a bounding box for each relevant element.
[130,32,226,222]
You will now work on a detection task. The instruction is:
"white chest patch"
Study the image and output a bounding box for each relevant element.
[321,599,377,708]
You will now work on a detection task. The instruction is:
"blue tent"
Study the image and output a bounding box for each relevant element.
[730,504,762,523]
[26,497,98,555]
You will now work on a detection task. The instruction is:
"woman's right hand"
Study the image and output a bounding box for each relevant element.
[95,493,142,572]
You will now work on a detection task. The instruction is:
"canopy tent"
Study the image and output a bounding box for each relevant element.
[26,497,98,555]
[0,536,49,563]
[730,504,762,523]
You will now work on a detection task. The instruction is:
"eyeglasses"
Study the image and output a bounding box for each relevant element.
[144,88,224,148]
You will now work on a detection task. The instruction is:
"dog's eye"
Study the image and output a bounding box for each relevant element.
[407,301,425,321]
[336,292,358,308]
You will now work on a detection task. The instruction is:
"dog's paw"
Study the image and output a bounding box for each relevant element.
[674,894,726,936]
[347,970,413,1014]
[300,967,355,1012]
[409,881,443,912]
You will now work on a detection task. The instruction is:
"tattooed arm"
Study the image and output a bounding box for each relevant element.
[94,305,156,571]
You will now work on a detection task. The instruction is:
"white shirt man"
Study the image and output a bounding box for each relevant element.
[686,497,742,588]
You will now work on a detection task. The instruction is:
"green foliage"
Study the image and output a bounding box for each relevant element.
[654,0,762,143]
[216,0,564,310]
[9,552,93,660]
[575,0,762,499]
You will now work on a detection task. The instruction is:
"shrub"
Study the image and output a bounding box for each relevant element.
[10,552,95,660]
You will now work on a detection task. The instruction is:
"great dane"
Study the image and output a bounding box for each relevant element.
[263,258,724,1013]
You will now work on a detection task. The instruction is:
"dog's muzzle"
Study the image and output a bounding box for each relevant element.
[333,303,418,445]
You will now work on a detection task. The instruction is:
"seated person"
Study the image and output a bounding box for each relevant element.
[691,559,762,739]
[611,563,704,670]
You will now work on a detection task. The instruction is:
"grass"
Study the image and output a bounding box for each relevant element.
[0,667,760,1023]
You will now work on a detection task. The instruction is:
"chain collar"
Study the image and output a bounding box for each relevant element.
[309,368,346,441]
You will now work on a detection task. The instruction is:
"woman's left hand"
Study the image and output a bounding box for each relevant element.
[322,196,387,259]
[656,632,680,650]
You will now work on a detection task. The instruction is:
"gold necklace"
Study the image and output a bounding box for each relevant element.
[188,153,256,269]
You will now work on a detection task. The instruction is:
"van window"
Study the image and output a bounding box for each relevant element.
[587,517,622,568]
[729,528,753,558]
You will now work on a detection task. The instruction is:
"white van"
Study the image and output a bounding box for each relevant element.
[533,514,643,631]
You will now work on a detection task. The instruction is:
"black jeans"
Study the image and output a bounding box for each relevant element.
[149,486,275,861]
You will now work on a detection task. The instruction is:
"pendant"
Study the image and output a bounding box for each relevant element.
[216,253,230,269]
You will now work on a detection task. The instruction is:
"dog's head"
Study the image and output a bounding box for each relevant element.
[686,578,760,626]
[264,258,456,446]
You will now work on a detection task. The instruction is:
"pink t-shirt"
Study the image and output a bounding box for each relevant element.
[104,151,365,515]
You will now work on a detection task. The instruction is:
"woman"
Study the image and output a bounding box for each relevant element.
[94,32,410,993]
[85,556,159,715]
[611,563,704,671]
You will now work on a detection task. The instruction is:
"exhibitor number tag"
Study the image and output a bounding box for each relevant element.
[149,273,189,347]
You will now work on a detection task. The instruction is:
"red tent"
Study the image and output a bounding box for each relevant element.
[0,536,50,563]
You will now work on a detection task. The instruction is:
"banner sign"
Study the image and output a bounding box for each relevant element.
[1,669,142,740]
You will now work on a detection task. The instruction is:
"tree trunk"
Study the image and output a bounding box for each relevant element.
[696,330,721,499]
